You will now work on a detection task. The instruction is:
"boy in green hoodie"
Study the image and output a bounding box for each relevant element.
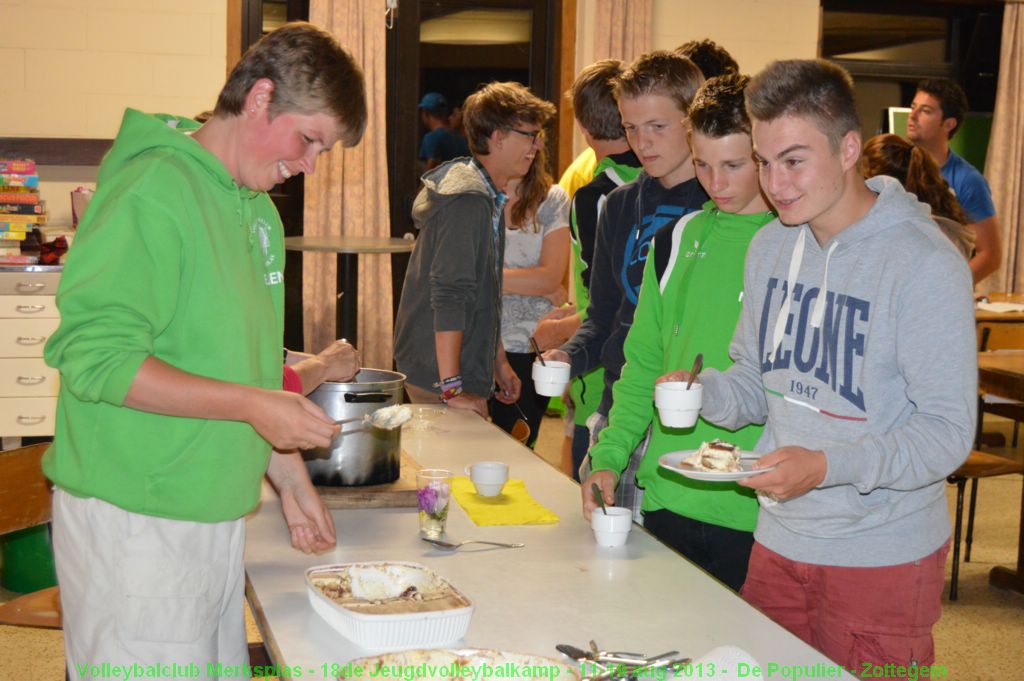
[582,74,774,592]
[43,23,366,677]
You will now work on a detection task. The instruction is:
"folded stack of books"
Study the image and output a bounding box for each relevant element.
[0,158,46,263]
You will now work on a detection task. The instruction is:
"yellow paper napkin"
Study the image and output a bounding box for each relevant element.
[451,477,559,526]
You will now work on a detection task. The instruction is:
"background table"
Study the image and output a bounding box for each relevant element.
[976,292,1024,324]
[284,236,414,346]
[244,408,854,680]
[978,350,1024,595]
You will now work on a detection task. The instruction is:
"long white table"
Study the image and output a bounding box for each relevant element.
[244,407,854,679]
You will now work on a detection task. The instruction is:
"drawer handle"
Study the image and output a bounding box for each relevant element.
[16,336,47,345]
[16,375,47,385]
[15,304,47,314]
[15,282,46,293]
[16,415,46,425]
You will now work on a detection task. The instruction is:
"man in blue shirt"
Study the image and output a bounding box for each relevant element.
[418,92,470,171]
[908,78,1001,284]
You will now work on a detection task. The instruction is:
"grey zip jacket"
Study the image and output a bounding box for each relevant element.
[394,158,504,396]
[700,176,976,567]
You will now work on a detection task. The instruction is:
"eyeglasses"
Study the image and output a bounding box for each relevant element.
[508,127,545,143]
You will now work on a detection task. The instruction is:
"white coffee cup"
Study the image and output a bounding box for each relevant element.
[591,506,633,547]
[464,461,509,497]
[654,381,703,428]
[532,360,570,397]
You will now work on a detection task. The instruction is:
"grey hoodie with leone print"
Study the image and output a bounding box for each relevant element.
[699,175,976,567]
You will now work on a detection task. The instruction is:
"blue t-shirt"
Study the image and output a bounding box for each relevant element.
[418,128,468,163]
[941,150,995,222]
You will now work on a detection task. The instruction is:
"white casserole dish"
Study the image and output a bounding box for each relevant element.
[306,561,474,651]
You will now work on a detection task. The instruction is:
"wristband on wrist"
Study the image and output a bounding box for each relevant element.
[440,384,463,402]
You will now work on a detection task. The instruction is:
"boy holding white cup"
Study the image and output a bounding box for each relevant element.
[581,75,774,591]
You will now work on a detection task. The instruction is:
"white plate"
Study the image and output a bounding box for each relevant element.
[659,450,775,481]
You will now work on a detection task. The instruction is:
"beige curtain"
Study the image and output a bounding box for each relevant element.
[305,1,394,368]
[982,0,1024,294]
[592,0,653,63]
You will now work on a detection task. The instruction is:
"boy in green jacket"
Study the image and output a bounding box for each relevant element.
[43,23,366,677]
[583,74,774,591]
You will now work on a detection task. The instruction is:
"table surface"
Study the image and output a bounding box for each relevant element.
[976,294,1024,323]
[244,407,854,680]
[978,349,1024,400]
[284,235,415,254]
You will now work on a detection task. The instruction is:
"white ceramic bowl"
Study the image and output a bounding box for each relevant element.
[591,506,633,547]
[532,360,570,397]
[464,461,509,497]
[306,561,473,651]
[654,382,702,428]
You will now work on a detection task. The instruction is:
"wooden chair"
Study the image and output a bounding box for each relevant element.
[946,450,1024,601]
[510,418,531,445]
[0,443,61,628]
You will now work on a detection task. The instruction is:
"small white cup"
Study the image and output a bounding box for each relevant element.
[654,381,703,428]
[591,506,633,547]
[532,360,570,397]
[464,461,509,497]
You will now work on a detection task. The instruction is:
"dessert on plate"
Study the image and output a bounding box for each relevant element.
[683,439,741,472]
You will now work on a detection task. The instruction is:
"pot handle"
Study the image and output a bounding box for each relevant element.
[344,392,391,403]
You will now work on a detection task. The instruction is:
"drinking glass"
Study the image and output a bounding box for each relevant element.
[417,469,452,538]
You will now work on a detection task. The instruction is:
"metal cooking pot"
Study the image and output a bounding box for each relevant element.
[302,369,406,486]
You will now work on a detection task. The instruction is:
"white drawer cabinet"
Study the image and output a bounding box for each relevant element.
[0,397,57,436]
[0,358,61,397]
[0,318,60,357]
[0,270,62,296]
[1,266,63,438]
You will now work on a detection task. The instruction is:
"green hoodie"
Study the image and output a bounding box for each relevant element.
[589,201,773,532]
[43,109,285,522]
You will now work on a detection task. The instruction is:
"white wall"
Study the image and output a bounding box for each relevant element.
[570,0,821,156]
[650,0,820,73]
[573,0,820,80]
[0,0,227,226]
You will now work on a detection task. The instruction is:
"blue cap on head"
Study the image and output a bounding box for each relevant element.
[418,92,448,112]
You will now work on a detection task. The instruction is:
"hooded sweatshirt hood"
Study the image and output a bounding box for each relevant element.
[699,175,977,567]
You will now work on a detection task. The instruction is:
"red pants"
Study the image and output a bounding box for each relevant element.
[741,540,949,674]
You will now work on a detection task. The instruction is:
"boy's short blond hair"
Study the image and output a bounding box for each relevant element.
[215,22,367,147]
[614,51,704,116]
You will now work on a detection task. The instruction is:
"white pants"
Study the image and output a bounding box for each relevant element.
[53,489,248,681]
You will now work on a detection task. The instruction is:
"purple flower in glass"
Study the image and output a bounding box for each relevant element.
[418,486,438,513]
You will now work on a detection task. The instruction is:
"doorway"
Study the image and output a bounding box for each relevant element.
[385,0,562,310]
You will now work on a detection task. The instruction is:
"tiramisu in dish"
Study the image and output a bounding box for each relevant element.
[683,439,741,472]
[309,563,470,615]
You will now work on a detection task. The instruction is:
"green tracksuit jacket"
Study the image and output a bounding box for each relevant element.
[589,201,773,531]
